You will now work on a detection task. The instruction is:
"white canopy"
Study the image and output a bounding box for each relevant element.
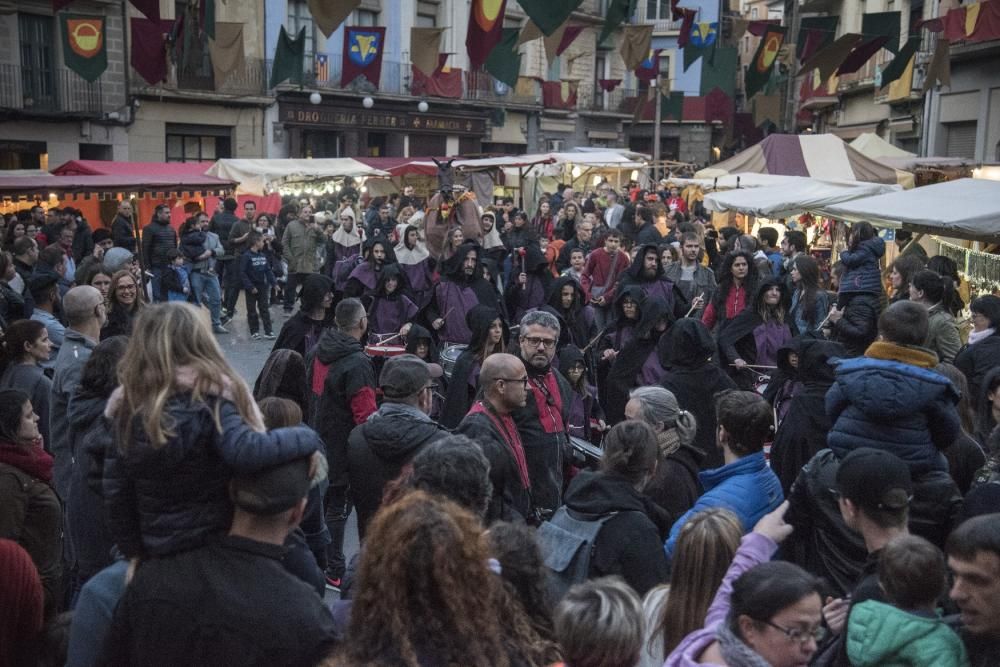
[849,133,915,160]
[818,178,1000,241]
[703,176,901,218]
[205,158,390,195]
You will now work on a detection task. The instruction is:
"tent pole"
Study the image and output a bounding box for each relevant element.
[518,167,524,210]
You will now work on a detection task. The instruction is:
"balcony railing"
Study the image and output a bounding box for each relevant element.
[634,3,685,32]
[577,85,634,113]
[0,63,111,116]
[131,57,269,97]
[306,52,410,96]
[836,50,893,92]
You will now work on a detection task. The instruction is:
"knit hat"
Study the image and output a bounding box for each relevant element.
[379,353,442,400]
[836,448,912,513]
[103,247,134,273]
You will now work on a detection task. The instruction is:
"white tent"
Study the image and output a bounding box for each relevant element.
[703,176,901,218]
[849,133,915,160]
[205,158,390,195]
[818,178,1000,240]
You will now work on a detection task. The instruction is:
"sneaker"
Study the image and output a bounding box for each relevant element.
[220,314,233,326]
[264,332,276,339]
[212,325,229,334]
[324,575,342,592]
[251,332,262,340]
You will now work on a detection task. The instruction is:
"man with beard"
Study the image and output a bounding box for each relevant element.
[428,242,499,345]
[617,242,688,320]
[457,353,534,524]
[367,202,396,241]
[394,224,435,309]
[343,237,395,299]
[664,232,716,319]
[510,310,573,519]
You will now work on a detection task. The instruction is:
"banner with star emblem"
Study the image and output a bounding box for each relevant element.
[744,24,785,100]
[342,26,386,87]
[61,14,107,82]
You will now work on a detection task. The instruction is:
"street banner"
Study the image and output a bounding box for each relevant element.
[308,0,361,38]
[599,0,637,44]
[270,25,305,88]
[341,26,386,87]
[744,24,785,100]
[209,22,245,84]
[518,0,583,36]
[130,17,170,84]
[484,28,521,87]
[411,27,443,75]
[467,0,506,69]
[61,14,108,82]
[620,24,653,71]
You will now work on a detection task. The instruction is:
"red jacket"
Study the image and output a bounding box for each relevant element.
[701,282,748,330]
[582,248,628,304]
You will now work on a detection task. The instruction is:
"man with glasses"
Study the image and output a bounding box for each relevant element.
[457,353,534,523]
[346,354,448,541]
[510,310,573,519]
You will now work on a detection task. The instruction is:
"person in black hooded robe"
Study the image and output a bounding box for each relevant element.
[404,323,445,420]
[559,345,605,443]
[716,276,794,390]
[427,242,500,345]
[365,264,419,343]
[253,348,309,416]
[505,241,551,323]
[768,338,846,494]
[546,275,599,355]
[343,237,397,299]
[660,318,738,469]
[616,242,689,320]
[439,305,508,428]
[604,297,671,424]
[271,274,333,358]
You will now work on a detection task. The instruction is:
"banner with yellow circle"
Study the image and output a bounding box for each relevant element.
[61,14,107,82]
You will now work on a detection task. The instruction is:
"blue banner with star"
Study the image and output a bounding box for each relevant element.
[341,26,386,87]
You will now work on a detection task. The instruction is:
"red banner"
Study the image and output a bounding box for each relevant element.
[411,65,463,99]
[467,0,506,69]
[541,81,578,109]
[341,26,385,87]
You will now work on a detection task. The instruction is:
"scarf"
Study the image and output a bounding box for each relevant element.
[527,369,565,434]
[969,328,995,345]
[0,439,54,483]
[716,624,773,667]
[864,340,938,369]
[331,225,362,249]
[468,401,531,488]
[394,240,430,265]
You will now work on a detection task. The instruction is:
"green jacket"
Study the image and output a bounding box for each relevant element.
[925,304,962,364]
[847,600,969,667]
[281,219,325,274]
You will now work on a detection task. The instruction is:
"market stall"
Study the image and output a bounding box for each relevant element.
[204,158,390,196]
[704,177,901,219]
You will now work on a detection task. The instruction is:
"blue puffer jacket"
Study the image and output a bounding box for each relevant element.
[103,393,322,558]
[664,451,783,559]
[838,236,885,295]
[826,356,959,475]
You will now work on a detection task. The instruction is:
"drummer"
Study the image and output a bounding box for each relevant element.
[716,277,793,391]
[439,305,508,429]
[366,264,418,345]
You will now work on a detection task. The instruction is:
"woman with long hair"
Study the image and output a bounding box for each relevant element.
[0,320,52,450]
[486,522,558,645]
[443,226,465,260]
[100,269,143,339]
[955,295,1000,407]
[0,251,25,324]
[640,508,743,667]
[4,219,25,250]
[718,278,793,390]
[558,201,581,241]
[788,254,830,335]
[75,263,113,307]
[440,305,507,428]
[328,490,549,667]
[102,302,321,559]
[927,255,965,316]
[531,199,555,240]
[701,250,756,332]
[910,269,961,363]
[888,253,925,303]
[0,389,61,614]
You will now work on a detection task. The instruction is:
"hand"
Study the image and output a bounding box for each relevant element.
[827,305,843,324]
[92,245,104,260]
[252,288,258,294]
[593,296,605,306]
[734,358,748,370]
[823,596,850,635]
[690,295,705,311]
[601,349,617,361]
[432,318,445,330]
[753,500,793,544]
[597,419,607,432]
[518,273,527,286]
[400,323,412,337]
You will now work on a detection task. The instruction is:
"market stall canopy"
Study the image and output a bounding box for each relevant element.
[849,133,915,160]
[704,177,901,218]
[359,154,558,177]
[695,133,911,186]
[52,160,220,179]
[0,171,234,200]
[819,178,1000,241]
[205,158,390,195]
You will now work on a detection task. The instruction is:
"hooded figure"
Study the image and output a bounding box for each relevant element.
[599,285,645,355]
[479,211,508,267]
[604,297,672,424]
[717,277,794,390]
[393,224,435,309]
[366,264,419,341]
[506,241,552,323]
[616,242,689,320]
[253,348,310,416]
[343,237,397,299]
[761,337,808,423]
[558,345,603,442]
[272,274,332,358]
[660,319,738,469]
[428,242,500,345]
[769,339,846,494]
[546,275,599,354]
[439,306,508,428]
[328,207,363,264]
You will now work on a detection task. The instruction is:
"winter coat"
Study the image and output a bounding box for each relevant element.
[838,236,885,295]
[439,305,508,429]
[457,409,535,524]
[282,219,325,274]
[644,440,704,525]
[664,261,717,317]
[347,403,448,540]
[789,287,831,335]
[664,452,783,559]
[660,318,738,469]
[103,394,322,558]
[141,219,177,269]
[925,304,962,363]
[50,329,97,499]
[955,333,1000,407]
[827,291,880,357]
[210,211,239,260]
[111,214,137,252]
[562,471,670,596]
[273,312,327,360]
[847,601,969,667]
[827,343,960,475]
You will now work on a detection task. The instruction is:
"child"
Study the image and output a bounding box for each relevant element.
[560,247,589,293]
[838,221,885,304]
[240,231,276,339]
[847,534,969,667]
[559,345,605,444]
[160,248,190,302]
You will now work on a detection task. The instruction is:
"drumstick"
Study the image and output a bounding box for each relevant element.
[581,325,610,354]
[684,292,705,318]
[378,332,403,345]
[728,363,778,369]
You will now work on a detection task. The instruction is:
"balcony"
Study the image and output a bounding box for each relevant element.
[304,52,410,96]
[633,3,686,33]
[576,85,635,113]
[836,50,893,93]
[131,57,269,98]
[0,63,112,117]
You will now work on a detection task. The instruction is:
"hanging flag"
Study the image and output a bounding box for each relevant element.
[744,24,785,100]
[467,0,507,69]
[518,0,584,36]
[556,25,584,55]
[130,18,169,84]
[752,94,781,126]
[886,50,915,101]
[342,26,386,87]
[878,35,919,88]
[129,0,161,21]
[199,0,215,39]
[620,24,653,71]
[543,23,568,64]
[412,54,463,99]
[942,6,967,41]
[676,10,697,48]
[61,14,108,82]
[269,25,305,88]
[797,16,838,61]
[411,27,443,75]
[748,19,780,36]
[662,91,684,120]
[308,0,361,39]
[970,0,1000,41]
[484,27,521,87]
[704,87,733,124]
[598,78,622,92]
[797,32,861,80]
[634,50,660,81]
[700,45,736,96]
[208,22,245,84]
[837,35,888,74]
[541,80,578,109]
[599,0,637,45]
[731,17,749,41]
[691,22,718,48]
[861,11,901,54]
[966,2,982,36]
[922,37,950,92]
[314,53,330,81]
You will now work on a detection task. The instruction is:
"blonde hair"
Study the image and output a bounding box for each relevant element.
[115,302,261,450]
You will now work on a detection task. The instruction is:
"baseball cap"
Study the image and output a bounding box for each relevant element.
[379,353,443,399]
[836,448,913,512]
[230,456,312,516]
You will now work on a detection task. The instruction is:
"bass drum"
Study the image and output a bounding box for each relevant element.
[569,435,603,471]
[440,344,467,381]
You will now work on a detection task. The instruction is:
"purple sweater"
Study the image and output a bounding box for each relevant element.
[665,532,778,667]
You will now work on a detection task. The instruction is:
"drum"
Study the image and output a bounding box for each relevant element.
[365,345,406,358]
[569,435,603,470]
[440,344,467,380]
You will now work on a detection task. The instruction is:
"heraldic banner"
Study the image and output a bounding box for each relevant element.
[342,26,386,87]
[61,14,108,82]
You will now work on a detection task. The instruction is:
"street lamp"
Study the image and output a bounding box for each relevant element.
[362,96,374,109]
[417,99,429,113]
[309,91,322,105]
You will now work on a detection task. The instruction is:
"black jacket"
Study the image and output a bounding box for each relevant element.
[604,297,671,425]
[954,333,1000,406]
[141,219,178,269]
[635,222,663,246]
[440,305,507,428]
[347,403,448,540]
[457,409,535,524]
[827,291,880,357]
[643,441,704,525]
[273,312,327,359]
[306,329,376,487]
[111,213,137,253]
[562,471,670,596]
[210,211,240,259]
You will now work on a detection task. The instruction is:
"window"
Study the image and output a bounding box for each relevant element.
[165,124,232,162]
[416,0,438,27]
[944,122,977,159]
[19,13,56,111]
[353,9,379,26]
[79,143,112,160]
[751,7,758,18]
[547,54,561,81]
[288,0,318,59]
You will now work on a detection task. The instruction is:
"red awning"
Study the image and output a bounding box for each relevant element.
[0,173,234,199]
[51,160,218,178]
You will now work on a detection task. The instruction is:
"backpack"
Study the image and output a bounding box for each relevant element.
[536,506,619,602]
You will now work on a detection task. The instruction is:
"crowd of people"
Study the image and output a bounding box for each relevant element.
[0,178,999,667]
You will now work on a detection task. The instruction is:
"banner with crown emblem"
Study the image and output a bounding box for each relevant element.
[341,26,386,87]
[61,14,107,82]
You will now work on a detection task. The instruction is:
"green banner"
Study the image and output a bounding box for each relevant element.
[518,0,583,36]
[485,28,521,88]
[270,25,305,88]
[61,14,108,82]
[598,0,637,45]
[700,45,737,96]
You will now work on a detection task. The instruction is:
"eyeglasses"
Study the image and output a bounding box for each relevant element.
[117,284,137,291]
[498,377,529,388]
[761,620,827,645]
[522,336,556,349]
